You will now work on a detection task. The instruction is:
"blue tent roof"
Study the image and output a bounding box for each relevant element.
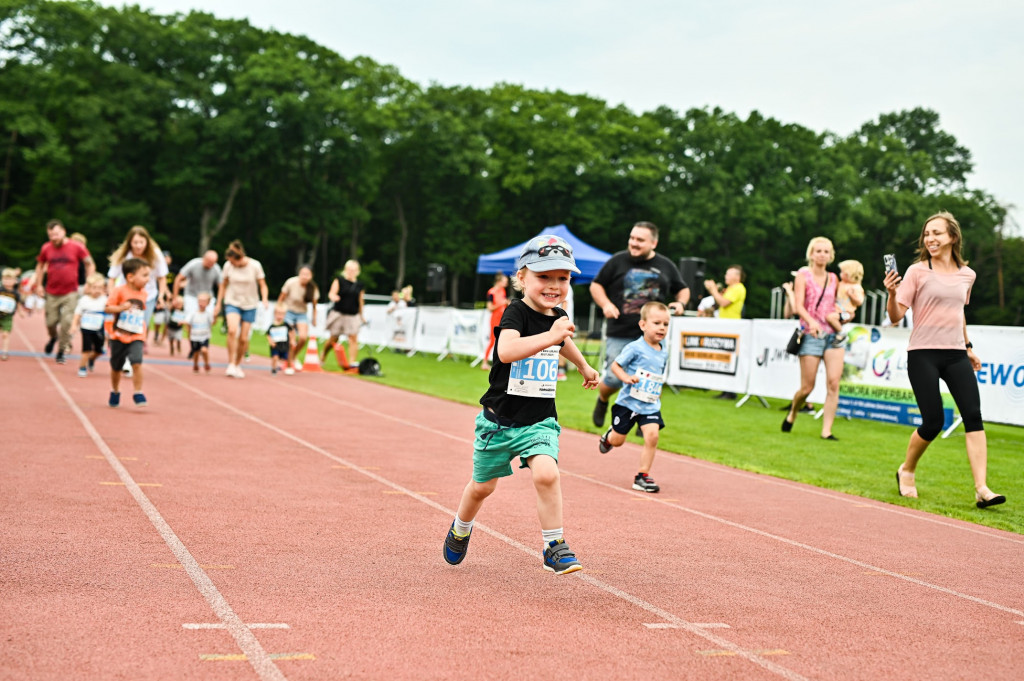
[476,224,612,284]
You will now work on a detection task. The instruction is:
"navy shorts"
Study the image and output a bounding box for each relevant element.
[270,342,289,360]
[81,329,105,354]
[609,403,665,436]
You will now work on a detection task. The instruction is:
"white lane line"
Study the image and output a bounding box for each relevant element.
[184,623,291,630]
[645,623,730,629]
[153,368,813,681]
[563,429,1024,547]
[34,355,287,681]
[261,376,1024,620]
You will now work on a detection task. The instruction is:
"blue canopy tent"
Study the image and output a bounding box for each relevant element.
[475,224,611,284]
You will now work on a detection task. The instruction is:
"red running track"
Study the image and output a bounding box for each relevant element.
[2,321,1022,681]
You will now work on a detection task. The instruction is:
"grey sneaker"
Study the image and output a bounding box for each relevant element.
[598,427,613,454]
[592,397,609,427]
[543,539,582,575]
[633,472,660,493]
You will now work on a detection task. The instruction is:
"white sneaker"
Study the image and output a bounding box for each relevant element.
[226,363,237,378]
[123,360,133,377]
[293,362,302,372]
[234,366,245,378]
[284,367,295,375]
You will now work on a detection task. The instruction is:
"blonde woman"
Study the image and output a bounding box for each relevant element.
[322,259,364,368]
[781,236,843,440]
[107,225,169,345]
[213,240,268,378]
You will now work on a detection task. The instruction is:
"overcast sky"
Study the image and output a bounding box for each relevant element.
[108,0,1024,233]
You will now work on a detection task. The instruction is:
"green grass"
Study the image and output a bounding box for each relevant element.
[218,328,1024,535]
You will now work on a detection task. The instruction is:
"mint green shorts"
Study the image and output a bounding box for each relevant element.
[472,411,561,483]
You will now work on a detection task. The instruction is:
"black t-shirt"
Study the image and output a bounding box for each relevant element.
[332,277,363,315]
[479,299,567,426]
[0,286,20,318]
[267,321,293,352]
[592,251,686,338]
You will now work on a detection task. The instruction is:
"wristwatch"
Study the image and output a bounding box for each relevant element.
[965,342,973,349]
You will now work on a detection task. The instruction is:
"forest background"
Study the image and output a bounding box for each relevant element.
[1,0,1021,324]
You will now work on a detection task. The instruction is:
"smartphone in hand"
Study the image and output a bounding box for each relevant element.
[883,253,898,274]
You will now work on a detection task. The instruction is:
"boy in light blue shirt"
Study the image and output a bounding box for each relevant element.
[598,301,671,492]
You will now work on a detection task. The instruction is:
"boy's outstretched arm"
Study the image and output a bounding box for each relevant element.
[560,338,599,389]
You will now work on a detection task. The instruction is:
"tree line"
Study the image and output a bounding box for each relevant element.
[1,0,1020,324]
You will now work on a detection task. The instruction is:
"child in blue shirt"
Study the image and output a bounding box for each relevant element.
[598,301,671,492]
[442,235,600,574]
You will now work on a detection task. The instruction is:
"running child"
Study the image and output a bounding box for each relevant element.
[1,268,27,361]
[267,303,293,374]
[104,258,151,407]
[70,273,107,377]
[826,259,865,346]
[165,295,186,356]
[184,291,214,373]
[597,301,671,493]
[442,235,600,574]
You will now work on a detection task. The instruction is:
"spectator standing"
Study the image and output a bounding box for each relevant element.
[885,211,1004,508]
[781,237,843,439]
[28,219,94,364]
[703,265,747,399]
[173,250,222,318]
[322,260,364,369]
[214,240,268,378]
[589,221,688,427]
[480,273,509,371]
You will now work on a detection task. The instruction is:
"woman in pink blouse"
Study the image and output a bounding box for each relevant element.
[885,211,1004,508]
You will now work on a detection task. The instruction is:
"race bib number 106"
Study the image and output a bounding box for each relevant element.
[506,346,560,398]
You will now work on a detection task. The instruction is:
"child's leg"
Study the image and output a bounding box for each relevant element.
[527,455,562,531]
[111,366,122,392]
[2,329,10,353]
[606,429,627,448]
[131,364,144,392]
[455,478,498,524]
[202,347,210,370]
[637,423,660,474]
[825,311,843,334]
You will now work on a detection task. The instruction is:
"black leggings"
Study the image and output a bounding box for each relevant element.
[907,349,984,441]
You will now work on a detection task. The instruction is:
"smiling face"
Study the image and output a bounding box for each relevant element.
[517,268,570,313]
[628,225,657,260]
[640,307,671,345]
[921,218,953,258]
[130,234,148,256]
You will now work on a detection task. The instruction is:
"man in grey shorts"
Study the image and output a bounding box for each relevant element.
[589,221,689,427]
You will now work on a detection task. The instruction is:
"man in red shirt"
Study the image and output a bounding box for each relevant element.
[27,219,94,363]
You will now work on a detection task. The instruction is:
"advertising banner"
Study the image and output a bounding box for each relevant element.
[665,318,751,393]
[357,305,390,348]
[381,307,417,351]
[746,320,828,404]
[957,325,1024,427]
[413,307,454,356]
[449,309,490,358]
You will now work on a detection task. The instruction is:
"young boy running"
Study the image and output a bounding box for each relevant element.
[104,258,151,407]
[0,268,27,361]
[71,273,107,377]
[184,291,214,373]
[597,301,671,493]
[443,235,600,574]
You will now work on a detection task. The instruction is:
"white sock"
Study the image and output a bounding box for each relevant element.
[542,527,563,550]
[453,515,474,537]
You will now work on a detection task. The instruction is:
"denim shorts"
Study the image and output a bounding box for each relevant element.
[472,411,561,483]
[284,310,308,326]
[600,335,640,390]
[798,331,844,357]
[224,304,256,324]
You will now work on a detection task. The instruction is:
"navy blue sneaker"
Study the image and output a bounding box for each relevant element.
[133,393,147,407]
[108,392,120,408]
[543,539,582,575]
[44,337,56,355]
[443,522,472,565]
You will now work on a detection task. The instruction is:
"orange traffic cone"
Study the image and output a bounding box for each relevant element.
[332,342,360,374]
[301,338,323,373]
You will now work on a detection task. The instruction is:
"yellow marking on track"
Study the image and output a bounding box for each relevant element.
[201,653,315,662]
[101,482,161,487]
[416,491,438,496]
[382,490,406,495]
[331,465,350,469]
[152,563,235,570]
[630,497,654,501]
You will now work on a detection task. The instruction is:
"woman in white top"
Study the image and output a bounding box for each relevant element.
[107,225,169,336]
[277,265,319,373]
[213,240,268,378]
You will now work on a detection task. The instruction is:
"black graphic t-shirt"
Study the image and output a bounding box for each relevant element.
[593,251,686,337]
[479,299,567,426]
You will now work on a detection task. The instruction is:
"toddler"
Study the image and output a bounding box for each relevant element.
[267,303,293,374]
[185,291,214,373]
[1,268,27,361]
[827,259,865,346]
[166,295,185,356]
[71,273,107,377]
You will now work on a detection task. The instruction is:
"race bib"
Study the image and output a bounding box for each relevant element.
[170,310,187,324]
[506,346,559,398]
[0,296,15,314]
[115,307,145,335]
[80,311,104,331]
[268,326,289,344]
[629,368,665,404]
